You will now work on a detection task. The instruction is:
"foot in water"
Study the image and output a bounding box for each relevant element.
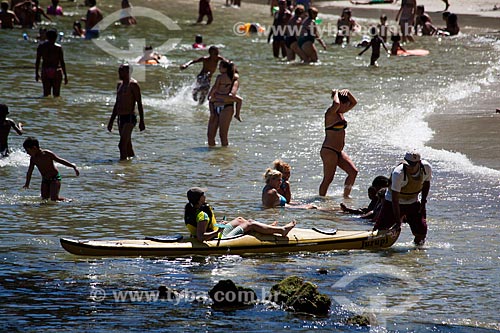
[281,220,297,236]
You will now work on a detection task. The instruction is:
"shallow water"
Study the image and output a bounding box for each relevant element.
[0,0,499,331]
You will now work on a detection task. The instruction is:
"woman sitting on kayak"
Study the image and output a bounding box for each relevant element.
[184,187,296,242]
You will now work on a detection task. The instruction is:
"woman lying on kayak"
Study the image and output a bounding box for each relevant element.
[184,187,297,242]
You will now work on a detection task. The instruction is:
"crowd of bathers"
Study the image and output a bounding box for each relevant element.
[266,0,460,64]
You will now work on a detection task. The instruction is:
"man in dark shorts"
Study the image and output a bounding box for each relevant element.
[107,64,145,160]
[373,151,432,245]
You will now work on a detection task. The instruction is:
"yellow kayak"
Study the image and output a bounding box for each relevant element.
[60,227,400,257]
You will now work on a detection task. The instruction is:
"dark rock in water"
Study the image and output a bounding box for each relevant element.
[267,275,305,304]
[317,268,328,275]
[267,275,331,316]
[158,285,178,301]
[346,314,370,326]
[285,281,331,316]
[345,313,377,326]
[208,279,257,309]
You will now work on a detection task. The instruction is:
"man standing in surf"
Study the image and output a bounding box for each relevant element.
[107,64,145,161]
[35,29,68,97]
[83,0,103,40]
[373,151,432,246]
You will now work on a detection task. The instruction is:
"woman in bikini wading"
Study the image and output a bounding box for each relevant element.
[207,61,242,146]
[319,89,358,198]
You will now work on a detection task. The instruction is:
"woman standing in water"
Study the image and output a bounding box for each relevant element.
[298,7,326,63]
[207,61,242,146]
[319,89,358,198]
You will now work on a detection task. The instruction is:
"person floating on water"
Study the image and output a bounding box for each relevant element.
[107,64,146,161]
[180,46,229,104]
[184,187,297,242]
[192,34,206,49]
[137,45,162,65]
[23,136,79,201]
[0,104,23,157]
[373,150,432,246]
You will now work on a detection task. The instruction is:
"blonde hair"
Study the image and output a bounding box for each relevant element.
[273,159,291,173]
[264,168,282,184]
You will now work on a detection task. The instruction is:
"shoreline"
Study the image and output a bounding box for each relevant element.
[243,0,500,171]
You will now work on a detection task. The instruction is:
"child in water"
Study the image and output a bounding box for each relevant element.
[0,104,23,157]
[273,159,292,203]
[72,21,85,37]
[208,61,243,122]
[390,34,406,55]
[192,35,206,49]
[358,30,389,66]
[23,137,79,201]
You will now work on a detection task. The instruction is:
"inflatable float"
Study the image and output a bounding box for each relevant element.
[397,49,429,56]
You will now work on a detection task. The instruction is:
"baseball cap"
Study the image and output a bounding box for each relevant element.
[187,187,208,204]
[0,104,9,115]
[403,150,421,165]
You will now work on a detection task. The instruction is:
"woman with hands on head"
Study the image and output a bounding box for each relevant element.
[319,89,358,198]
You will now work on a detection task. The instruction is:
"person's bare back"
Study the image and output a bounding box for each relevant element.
[30,149,61,179]
[85,5,102,31]
[38,42,64,69]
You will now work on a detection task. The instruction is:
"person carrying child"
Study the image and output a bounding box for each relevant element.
[23,137,79,201]
[207,60,243,146]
